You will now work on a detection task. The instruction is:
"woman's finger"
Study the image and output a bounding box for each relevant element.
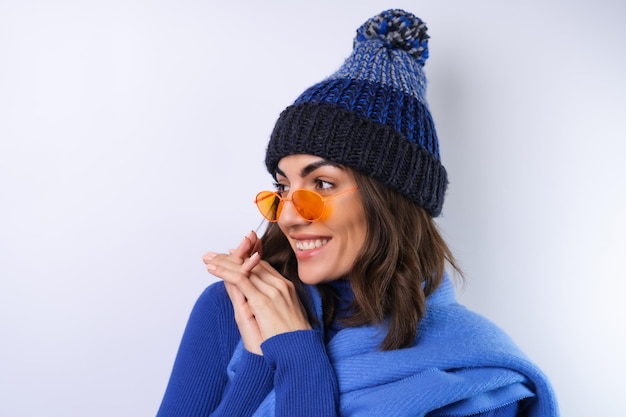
[241,251,261,272]
[249,231,263,258]
[231,230,259,262]
[202,251,217,265]
[207,254,294,323]
[202,230,258,267]
[223,282,263,355]
[206,253,263,295]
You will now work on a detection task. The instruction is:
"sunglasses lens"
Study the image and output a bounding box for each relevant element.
[255,191,281,221]
[255,189,326,222]
[292,189,324,221]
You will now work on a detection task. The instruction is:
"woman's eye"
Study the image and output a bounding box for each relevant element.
[315,180,334,191]
[273,182,288,195]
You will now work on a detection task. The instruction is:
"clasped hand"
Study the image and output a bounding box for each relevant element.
[202,231,311,355]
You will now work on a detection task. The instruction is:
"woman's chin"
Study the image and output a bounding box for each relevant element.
[297,267,340,285]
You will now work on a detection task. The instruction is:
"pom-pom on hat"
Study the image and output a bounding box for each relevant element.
[265,9,447,216]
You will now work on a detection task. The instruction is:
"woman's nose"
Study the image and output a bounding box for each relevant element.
[278,196,309,227]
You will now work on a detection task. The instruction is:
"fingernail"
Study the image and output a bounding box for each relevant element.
[246,252,260,264]
[206,263,216,271]
[203,252,217,261]
[242,252,259,269]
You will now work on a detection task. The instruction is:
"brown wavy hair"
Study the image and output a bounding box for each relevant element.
[260,168,461,351]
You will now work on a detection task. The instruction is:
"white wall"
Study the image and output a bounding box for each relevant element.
[1,1,624,416]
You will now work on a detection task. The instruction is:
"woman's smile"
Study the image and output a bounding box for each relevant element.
[295,237,329,252]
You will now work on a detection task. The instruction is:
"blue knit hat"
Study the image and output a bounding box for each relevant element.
[266,9,447,216]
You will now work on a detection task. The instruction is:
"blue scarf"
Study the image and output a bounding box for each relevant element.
[227,276,559,416]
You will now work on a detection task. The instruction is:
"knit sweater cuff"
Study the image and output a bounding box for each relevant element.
[261,330,338,415]
[213,350,273,416]
[261,330,327,369]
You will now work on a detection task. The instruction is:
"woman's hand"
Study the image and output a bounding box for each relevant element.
[202,231,311,355]
[203,231,263,353]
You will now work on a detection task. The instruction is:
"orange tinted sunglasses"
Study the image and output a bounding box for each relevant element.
[254,187,358,222]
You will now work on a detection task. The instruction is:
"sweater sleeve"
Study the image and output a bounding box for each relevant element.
[261,329,339,417]
[156,283,273,417]
[210,350,274,417]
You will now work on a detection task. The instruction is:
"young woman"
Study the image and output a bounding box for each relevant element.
[156,9,559,417]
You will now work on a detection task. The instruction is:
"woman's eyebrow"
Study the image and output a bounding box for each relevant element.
[301,160,343,177]
[275,160,344,179]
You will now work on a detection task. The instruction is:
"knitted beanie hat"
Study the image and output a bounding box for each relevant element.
[265,9,447,216]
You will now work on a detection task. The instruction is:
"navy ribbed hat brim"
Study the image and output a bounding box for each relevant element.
[266,101,447,216]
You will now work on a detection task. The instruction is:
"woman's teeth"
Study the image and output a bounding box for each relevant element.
[296,239,328,251]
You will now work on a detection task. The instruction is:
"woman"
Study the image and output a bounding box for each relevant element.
[156,9,559,417]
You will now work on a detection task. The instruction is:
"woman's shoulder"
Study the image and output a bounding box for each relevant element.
[198,280,229,301]
[188,281,234,323]
[182,281,241,357]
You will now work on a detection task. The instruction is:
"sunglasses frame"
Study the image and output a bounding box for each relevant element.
[255,186,358,222]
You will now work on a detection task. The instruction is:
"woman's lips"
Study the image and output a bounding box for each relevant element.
[295,238,329,251]
[290,235,331,260]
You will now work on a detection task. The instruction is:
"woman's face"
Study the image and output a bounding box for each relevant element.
[274,154,367,284]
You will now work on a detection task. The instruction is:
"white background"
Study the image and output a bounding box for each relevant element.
[1,1,624,416]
